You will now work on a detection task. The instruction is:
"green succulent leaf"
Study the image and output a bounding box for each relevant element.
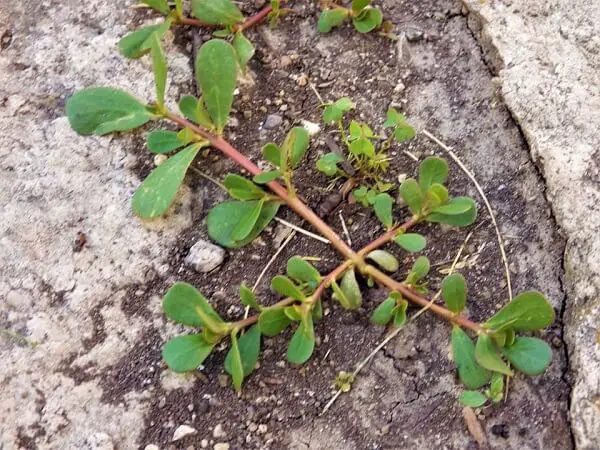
[371,296,396,326]
[142,0,170,14]
[258,307,291,336]
[178,95,214,129]
[149,33,167,106]
[394,124,416,142]
[334,268,362,310]
[271,276,305,301]
[287,315,315,364]
[349,138,375,158]
[418,156,449,191]
[239,283,260,311]
[231,198,264,241]
[393,300,408,328]
[352,7,383,33]
[66,87,154,136]
[118,21,171,59]
[195,39,238,133]
[287,257,321,284]
[366,250,399,273]
[282,127,310,169]
[262,143,282,167]
[383,107,404,128]
[146,130,185,154]
[351,0,371,13]
[191,0,244,25]
[488,372,504,403]
[253,170,281,184]
[163,334,215,372]
[316,152,344,176]
[232,32,255,72]
[474,334,513,376]
[322,97,354,122]
[162,282,224,328]
[224,332,244,391]
[223,174,267,200]
[317,8,349,33]
[502,337,552,376]
[399,178,424,215]
[451,326,491,389]
[441,273,467,314]
[373,193,394,229]
[394,233,426,253]
[484,291,555,332]
[427,197,477,227]
[408,256,430,283]
[207,200,280,248]
[427,183,449,206]
[132,145,200,218]
[458,390,488,408]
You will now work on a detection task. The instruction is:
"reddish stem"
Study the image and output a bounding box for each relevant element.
[176,4,275,32]
[358,215,420,257]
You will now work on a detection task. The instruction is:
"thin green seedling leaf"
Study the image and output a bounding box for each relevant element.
[366,250,399,272]
[316,153,344,176]
[162,334,215,372]
[191,0,244,25]
[352,7,383,33]
[239,283,260,311]
[146,130,185,154]
[231,198,264,241]
[318,8,349,33]
[322,97,354,122]
[225,332,244,391]
[349,138,375,158]
[383,107,404,128]
[283,127,310,169]
[195,39,238,133]
[149,33,167,106]
[399,178,424,215]
[253,170,281,184]
[458,390,487,408]
[223,174,267,200]
[162,282,224,328]
[451,326,491,389]
[262,143,281,167]
[132,145,200,218]
[373,193,394,229]
[441,273,467,314]
[287,314,315,364]
[502,337,552,376]
[394,233,426,253]
[418,156,449,191]
[232,32,255,72]
[66,87,154,136]
[287,256,321,284]
[258,307,291,336]
[118,21,171,59]
[475,334,513,376]
[483,291,555,332]
[271,275,305,301]
[207,200,280,248]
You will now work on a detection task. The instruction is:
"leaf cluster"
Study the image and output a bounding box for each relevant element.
[318,0,383,34]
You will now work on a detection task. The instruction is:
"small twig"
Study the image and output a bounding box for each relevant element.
[308,81,325,105]
[338,211,352,247]
[273,217,330,244]
[403,150,419,162]
[190,166,228,192]
[421,129,513,301]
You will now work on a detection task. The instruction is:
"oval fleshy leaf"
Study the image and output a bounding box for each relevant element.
[147,130,185,154]
[162,334,214,372]
[458,391,487,408]
[474,334,513,376]
[258,307,291,337]
[371,296,396,326]
[418,156,449,191]
[132,145,200,218]
[271,275,305,301]
[373,193,394,229]
[451,326,490,389]
[318,8,349,33]
[191,0,244,25]
[394,233,426,253]
[502,337,552,376]
[441,273,467,314]
[286,315,315,364]
[287,257,321,284]
[483,291,555,332]
[162,282,223,328]
[366,250,399,272]
[399,178,424,215]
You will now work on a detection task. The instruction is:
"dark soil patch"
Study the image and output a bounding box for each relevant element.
[104,0,573,448]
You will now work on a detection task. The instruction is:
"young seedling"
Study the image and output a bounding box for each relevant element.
[318,0,383,34]
[65,4,557,402]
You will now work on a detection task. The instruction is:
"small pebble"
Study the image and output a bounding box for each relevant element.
[263,114,283,129]
[172,425,197,441]
[213,423,226,439]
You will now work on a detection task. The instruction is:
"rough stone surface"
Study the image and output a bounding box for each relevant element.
[464,0,600,447]
[184,239,226,273]
[263,114,283,129]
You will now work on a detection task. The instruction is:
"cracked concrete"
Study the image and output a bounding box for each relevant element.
[0,0,596,448]
[463,0,600,447]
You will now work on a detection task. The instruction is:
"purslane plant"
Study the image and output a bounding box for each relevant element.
[318,0,384,34]
[65,6,556,405]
